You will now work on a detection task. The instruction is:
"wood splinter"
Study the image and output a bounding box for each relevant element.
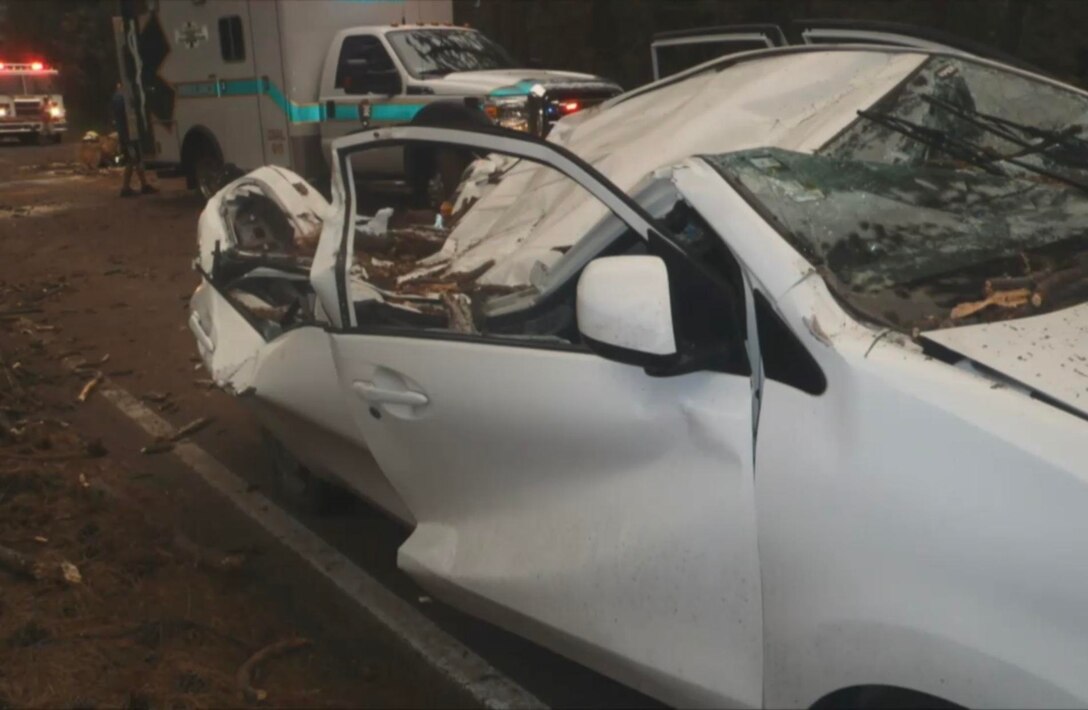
[77,372,104,403]
[236,637,312,702]
[950,288,1031,320]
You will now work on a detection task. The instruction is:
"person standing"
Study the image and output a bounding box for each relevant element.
[110,82,157,198]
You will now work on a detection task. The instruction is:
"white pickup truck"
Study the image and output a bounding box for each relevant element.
[115,0,620,201]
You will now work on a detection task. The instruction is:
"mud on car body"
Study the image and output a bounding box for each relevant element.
[190,45,1088,709]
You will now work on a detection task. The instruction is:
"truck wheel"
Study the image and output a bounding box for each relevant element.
[193,146,228,201]
[262,430,343,516]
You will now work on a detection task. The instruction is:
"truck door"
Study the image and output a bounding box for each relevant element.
[319,34,412,177]
[650,25,786,80]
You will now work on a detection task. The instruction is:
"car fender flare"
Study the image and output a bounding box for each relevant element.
[783,620,1083,709]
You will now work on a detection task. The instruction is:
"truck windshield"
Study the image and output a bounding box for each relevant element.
[0,75,23,95]
[386,29,515,78]
[23,74,57,94]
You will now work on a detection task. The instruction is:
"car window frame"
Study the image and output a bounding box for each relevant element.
[321,126,749,365]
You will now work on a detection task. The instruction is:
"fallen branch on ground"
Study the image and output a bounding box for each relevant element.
[170,416,213,442]
[236,637,312,702]
[0,308,43,320]
[77,372,103,402]
[171,531,246,573]
[0,543,81,584]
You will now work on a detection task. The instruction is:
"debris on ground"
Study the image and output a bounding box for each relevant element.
[140,440,176,455]
[236,637,313,702]
[170,416,213,442]
[0,285,375,707]
[77,371,103,402]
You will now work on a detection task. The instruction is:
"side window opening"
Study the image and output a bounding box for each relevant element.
[753,290,827,395]
[335,35,398,94]
[656,200,749,375]
[344,149,636,345]
[218,16,246,63]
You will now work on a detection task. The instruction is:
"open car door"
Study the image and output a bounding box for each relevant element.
[189,166,413,522]
[310,126,764,707]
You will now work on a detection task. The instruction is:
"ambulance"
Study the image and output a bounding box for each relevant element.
[115,0,620,200]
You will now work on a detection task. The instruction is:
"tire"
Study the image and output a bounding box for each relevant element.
[262,430,343,516]
[192,142,228,201]
[51,133,63,145]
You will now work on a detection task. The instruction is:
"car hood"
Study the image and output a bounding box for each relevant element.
[922,302,1088,418]
[434,68,619,95]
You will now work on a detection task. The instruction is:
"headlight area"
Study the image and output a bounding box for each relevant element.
[0,106,7,118]
[484,96,530,132]
[483,94,591,136]
[48,104,64,119]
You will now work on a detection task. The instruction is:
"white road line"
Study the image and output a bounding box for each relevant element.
[98,383,546,710]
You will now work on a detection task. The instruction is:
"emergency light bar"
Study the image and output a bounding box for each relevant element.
[0,62,53,72]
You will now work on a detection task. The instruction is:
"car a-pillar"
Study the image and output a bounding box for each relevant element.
[404,100,492,208]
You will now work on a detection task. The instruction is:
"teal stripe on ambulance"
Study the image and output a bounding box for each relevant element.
[175,77,420,124]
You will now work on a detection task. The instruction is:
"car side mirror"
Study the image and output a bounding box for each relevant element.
[576,256,678,369]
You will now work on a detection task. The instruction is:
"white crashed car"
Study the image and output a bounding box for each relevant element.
[191,46,1088,708]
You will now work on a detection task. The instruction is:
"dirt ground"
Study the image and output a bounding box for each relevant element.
[0,141,470,709]
[0,135,662,710]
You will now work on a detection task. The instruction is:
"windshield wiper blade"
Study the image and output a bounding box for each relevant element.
[858,108,1088,193]
[922,95,1088,167]
[856,109,1007,175]
[417,68,452,78]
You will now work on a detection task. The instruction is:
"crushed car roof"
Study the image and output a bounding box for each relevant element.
[414,49,929,287]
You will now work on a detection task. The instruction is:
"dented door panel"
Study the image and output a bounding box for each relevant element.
[246,327,413,524]
[329,336,762,708]
[189,280,266,393]
[321,126,762,707]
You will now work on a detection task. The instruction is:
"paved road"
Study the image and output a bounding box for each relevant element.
[0,138,662,708]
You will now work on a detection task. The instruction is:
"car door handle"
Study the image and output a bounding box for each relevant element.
[352,380,428,407]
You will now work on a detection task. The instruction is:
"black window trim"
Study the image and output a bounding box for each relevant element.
[218,15,246,63]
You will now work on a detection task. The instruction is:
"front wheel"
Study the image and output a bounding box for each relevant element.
[262,430,344,515]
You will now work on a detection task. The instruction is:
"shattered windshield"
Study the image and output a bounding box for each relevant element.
[23,74,57,94]
[387,30,515,78]
[0,75,23,94]
[709,55,1088,332]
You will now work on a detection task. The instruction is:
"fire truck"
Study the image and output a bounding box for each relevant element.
[0,61,68,144]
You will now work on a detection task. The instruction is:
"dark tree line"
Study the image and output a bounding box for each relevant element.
[0,0,1084,131]
[457,0,1087,90]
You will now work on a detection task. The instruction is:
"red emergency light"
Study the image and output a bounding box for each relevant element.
[560,100,580,114]
[30,62,43,71]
